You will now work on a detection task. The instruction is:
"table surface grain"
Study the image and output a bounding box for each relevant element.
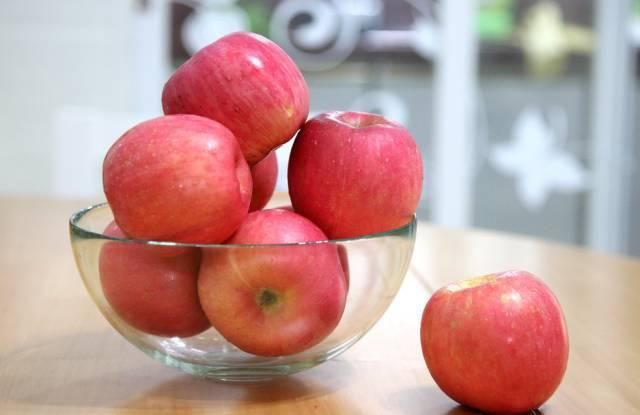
[0,196,639,414]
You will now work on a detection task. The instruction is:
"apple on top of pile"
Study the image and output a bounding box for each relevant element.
[100,32,569,415]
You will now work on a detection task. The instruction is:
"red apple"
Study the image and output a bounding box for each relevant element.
[198,209,347,356]
[254,204,350,287]
[99,221,210,337]
[162,32,309,165]
[249,151,278,212]
[420,270,569,414]
[288,111,423,239]
[103,114,252,243]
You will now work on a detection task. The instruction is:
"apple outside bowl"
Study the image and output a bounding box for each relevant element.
[69,202,416,382]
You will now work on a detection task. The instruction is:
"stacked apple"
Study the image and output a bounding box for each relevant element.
[99,32,423,356]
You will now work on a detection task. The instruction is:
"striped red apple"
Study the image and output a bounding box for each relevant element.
[99,222,210,337]
[249,151,278,212]
[198,209,347,356]
[162,32,309,166]
[288,111,423,239]
[421,271,569,414]
[103,114,252,244]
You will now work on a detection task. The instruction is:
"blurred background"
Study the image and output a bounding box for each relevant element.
[1,0,638,256]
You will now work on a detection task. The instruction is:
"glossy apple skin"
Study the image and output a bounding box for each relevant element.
[198,209,347,357]
[288,111,423,239]
[249,151,278,212]
[103,114,252,243]
[162,32,309,165]
[271,204,349,287]
[420,271,569,414]
[99,222,210,337]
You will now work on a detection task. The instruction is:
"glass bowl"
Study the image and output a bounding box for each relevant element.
[69,202,416,381]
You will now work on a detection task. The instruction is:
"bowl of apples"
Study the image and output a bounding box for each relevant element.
[70,199,416,381]
[69,32,423,381]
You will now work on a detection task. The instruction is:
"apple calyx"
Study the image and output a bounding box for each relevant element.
[257,288,282,311]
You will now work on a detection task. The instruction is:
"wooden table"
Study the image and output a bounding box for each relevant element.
[1,197,639,414]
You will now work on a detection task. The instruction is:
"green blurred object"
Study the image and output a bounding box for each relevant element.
[241,1,270,37]
[477,0,514,41]
[518,0,593,78]
[635,0,640,16]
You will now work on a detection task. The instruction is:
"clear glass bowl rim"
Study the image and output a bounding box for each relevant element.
[69,203,417,248]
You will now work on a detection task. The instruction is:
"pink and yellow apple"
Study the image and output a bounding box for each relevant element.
[162,32,309,165]
[99,222,210,337]
[288,111,423,239]
[198,208,347,356]
[420,270,569,414]
[103,114,252,243]
[249,151,278,212]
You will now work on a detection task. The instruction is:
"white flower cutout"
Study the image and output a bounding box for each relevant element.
[489,107,588,211]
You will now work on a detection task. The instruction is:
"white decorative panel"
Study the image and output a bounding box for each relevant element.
[52,107,154,199]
